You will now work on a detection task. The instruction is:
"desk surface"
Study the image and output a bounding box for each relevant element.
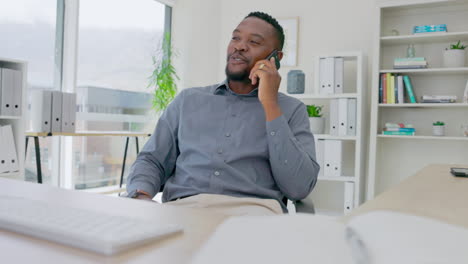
[26,131,151,137]
[0,178,226,264]
[345,164,468,228]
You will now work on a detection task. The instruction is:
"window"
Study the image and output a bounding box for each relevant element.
[0,0,60,184]
[74,0,166,189]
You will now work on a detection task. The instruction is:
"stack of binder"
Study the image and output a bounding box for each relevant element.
[0,67,23,116]
[319,57,344,94]
[329,98,357,136]
[30,90,77,133]
[0,125,19,173]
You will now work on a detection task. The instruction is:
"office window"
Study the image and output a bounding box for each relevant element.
[0,0,60,184]
[75,0,166,189]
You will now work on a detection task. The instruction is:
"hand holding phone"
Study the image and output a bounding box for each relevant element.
[265,50,281,70]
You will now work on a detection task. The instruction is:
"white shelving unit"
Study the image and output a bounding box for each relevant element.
[0,58,27,180]
[367,0,468,199]
[288,52,367,215]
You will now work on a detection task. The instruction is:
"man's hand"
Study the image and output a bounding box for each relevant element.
[135,193,154,201]
[249,57,282,121]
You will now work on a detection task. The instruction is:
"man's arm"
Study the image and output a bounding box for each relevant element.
[265,105,320,201]
[126,92,183,200]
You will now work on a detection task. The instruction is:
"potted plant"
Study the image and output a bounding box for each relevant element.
[432,121,445,136]
[443,41,466,68]
[148,32,179,115]
[306,105,325,134]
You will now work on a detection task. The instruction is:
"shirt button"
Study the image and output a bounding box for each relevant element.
[231,113,236,117]
[214,171,220,176]
[217,149,223,154]
[284,160,288,164]
[225,133,231,137]
[270,131,276,136]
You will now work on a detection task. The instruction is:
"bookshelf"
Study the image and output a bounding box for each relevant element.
[367,0,468,199]
[0,58,27,180]
[287,52,367,215]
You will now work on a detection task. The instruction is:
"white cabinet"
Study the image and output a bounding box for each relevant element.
[367,0,468,199]
[0,58,27,180]
[288,52,367,215]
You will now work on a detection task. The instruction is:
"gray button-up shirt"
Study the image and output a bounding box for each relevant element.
[127,81,319,211]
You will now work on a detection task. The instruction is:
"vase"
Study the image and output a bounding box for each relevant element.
[432,125,445,136]
[287,70,305,94]
[443,49,466,68]
[309,117,325,135]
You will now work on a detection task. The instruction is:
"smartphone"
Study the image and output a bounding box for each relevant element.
[265,50,281,70]
[450,167,468,177]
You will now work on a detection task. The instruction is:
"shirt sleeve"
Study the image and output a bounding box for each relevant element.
[266,103,320,201]
[126,91,183,198]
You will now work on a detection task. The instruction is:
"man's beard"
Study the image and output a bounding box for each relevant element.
[225,65,250,83]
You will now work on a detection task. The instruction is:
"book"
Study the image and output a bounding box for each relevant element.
[383,127,416,132]
[382,73,388,104]
[389,74,395,104]
[191,211,468,264]
[379,73,384,103]
[403,75,417,103]
[394,57,426,62]
[393,65,428,69]
[383,131,415,136]
[394,61,427,66]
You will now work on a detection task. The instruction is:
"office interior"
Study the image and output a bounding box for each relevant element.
[1,0,468,262]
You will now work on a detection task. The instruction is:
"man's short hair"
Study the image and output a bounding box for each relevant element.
[245,11,285,50]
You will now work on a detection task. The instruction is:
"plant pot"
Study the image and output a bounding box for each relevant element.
[309,117,325,134]
[432,125,445,136]
[443,49,466,68]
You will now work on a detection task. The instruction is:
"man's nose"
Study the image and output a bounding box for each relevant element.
[234,40,248,52]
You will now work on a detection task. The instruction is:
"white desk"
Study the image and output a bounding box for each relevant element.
[0,178,227,263]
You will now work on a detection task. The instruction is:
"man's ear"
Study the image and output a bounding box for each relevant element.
[277,51,284,61]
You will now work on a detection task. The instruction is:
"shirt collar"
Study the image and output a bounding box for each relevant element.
[214,80,259,97]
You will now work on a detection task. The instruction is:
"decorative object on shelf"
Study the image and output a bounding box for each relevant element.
[306,104,325,134]
[390,29,400,36]
[277,17,298,67]
[287,70,305,94]
[463,80,468,103]
[443,41,466,68]
[406,44,416,58]
[413,24,447,34]
[432,121,445,136]
[149,32,179,114]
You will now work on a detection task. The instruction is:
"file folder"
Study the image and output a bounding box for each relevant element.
[51,91,62,132]
[344,182,355,213]
[334,57,344,94]
[30,90,52,133]
[315,138,324,177]
[347,99,357,136]
[1,68,14,116]
[2,125,19,172]
[61,93,77,133]
[329,99,339,136]
[338,98,348,136]
[0,126,8,173]
[12,69,22,116]
[319,57,334,94]
[324,140,342,177]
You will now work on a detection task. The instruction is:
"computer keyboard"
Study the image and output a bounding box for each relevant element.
[0,195,183,255]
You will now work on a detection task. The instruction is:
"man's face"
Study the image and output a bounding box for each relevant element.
[225,17,279,82]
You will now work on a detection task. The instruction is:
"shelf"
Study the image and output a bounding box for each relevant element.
[287,93,358,99]
[380,67,468,75]
[317,176,355,182]
[315,134,357,141]
[0,115,21,120]
[378,135,468,141]
[379,103,468,108]
[0,172,20,178]
[381,31,468,46]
